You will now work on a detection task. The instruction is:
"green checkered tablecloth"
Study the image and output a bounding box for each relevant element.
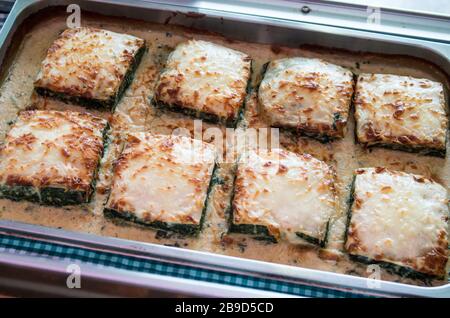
[0,233,372,298]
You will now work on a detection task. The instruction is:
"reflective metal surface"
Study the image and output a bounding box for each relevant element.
[0,250,293,297]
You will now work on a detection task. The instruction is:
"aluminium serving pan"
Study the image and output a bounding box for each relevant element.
[0,0,449,298]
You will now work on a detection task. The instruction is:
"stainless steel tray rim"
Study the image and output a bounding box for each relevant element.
[0,249,295,297]
[3,0,449,73]
[0,219,448,297]
[96,0,450,43]
[90,0,450,73]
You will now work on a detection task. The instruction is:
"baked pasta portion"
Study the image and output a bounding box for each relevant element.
[34,27,146,110]
[0,110,108,206]
[104,133,217,236]
[258,57,354,141]
[230,149,336,247]
[346,167,449,278]
[154,40,252,127]
[354,74,448,157]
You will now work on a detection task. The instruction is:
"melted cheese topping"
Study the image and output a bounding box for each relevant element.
[34,27,145,101]
[258,57,353,138]
[106,133,216,225]
[346,168,449,276]
[232,149,336,243]
[354,73,447,150]
[155,40,252,121]
[0,110,107,192]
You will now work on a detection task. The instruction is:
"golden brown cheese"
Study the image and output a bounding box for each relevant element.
[0,110,108,192]
[346,167,449,277]
[106,133,216,225]
[34,27,145,101]
[258,57,354,139]
[154,40,252,123]
[354,73,448,153]
[232,149,337,244]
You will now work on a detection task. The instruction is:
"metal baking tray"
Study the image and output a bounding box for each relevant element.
[0,0,449,297]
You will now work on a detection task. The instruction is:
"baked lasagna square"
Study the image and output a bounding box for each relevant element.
[34,27,146,110]
[154,40,252,126]
[354,74,448,156]
[346,168,449,278]
[104,133,216,236]
[258,57,354,141]
[0,110,108,206]
[230,149,336,246]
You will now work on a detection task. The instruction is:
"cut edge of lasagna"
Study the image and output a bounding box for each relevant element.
[354,73,448,157]
[229,149,337,247]
[104,133,217,236]
[34,27,147,111]
[153,39,252,127]
[0,110,109,206]
[345,167,449,278]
